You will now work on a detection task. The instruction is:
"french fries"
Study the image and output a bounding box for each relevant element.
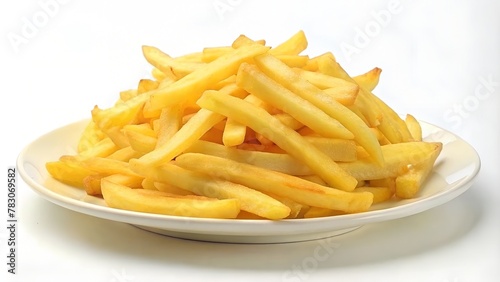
[101,177,240,219]
[253,53,385,165]
[173,153,373,213]
[143,163,291,219]
[45,30,442,220]
[196,90,359,191]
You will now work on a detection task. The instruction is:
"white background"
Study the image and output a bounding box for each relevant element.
[1,0,499,281]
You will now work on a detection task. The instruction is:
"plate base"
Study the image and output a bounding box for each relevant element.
[132,224,362,244]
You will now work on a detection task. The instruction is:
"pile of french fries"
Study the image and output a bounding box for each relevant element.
[46,31,442,220]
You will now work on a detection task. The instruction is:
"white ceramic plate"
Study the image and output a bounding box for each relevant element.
[18,119,480,243]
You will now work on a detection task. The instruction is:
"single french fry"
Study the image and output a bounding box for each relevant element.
[119,89,138,102]
[147,43,270,111]
[269,30,308,56]
[303,207,345,218]
[101,126,130,148]
[243,94,276,113]
[137,79,160,94]
[142,79,175,119]
[236,143,284,154]
[231,35,265,48]
[124,129,157,153]
[123,123,156,137]
[298,175,327,186]
[275,55,309,68]
[303,136,358,162]
[197,90,358,191]
[370,127,392,145]
[405,114,422,141]
[237,211,265,219]
[175,51,204,62]
[202,46,234,63]
[222,117,247,147]
[323,86,360,105]
[123,123,157,153]
[82,157,142,177]
[101,178,240,219]
[140,177,157,190]
[353,67,382,92]
[153,181,195,196]
[213,75,238,90]
[46,158,96,188]
[395,142,443,198]
[86,173,143,196]
[151,67,168,81]
[295,69,359,105]
[142,45,205,78]
[261,192,305,219]
[271,113,302,130]
[141,178,194,195]
[91,93,150,132]
[354,186,393,204]
[343,142,442,181]
[83,174,104,196]
[155,105,183,148]
[294,68,357,90]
